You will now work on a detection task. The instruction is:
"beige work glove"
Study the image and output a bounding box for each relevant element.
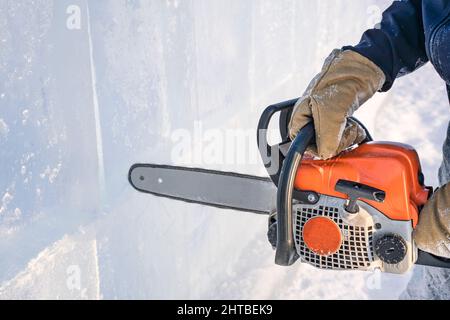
[289,49,386,159]
[414,184,450,259]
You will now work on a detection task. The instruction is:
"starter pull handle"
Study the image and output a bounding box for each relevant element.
[335,180,386,213]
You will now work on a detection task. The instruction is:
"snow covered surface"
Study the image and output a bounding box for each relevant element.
[1,0,449,299]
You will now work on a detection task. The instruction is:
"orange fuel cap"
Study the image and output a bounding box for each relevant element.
[303,217,342,256]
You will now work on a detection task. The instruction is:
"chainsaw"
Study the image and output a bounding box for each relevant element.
[129,98,450,274]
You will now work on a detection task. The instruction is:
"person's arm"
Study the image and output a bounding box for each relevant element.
[289,0,428,159]
[344,0,427,91]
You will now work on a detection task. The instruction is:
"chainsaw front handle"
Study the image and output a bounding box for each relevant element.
[275,122,315,266]
[257,99,374,266]
[257,99,372,188]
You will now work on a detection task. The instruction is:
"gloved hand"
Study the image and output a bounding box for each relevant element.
[289,49,386,159]
[414,184,450,259]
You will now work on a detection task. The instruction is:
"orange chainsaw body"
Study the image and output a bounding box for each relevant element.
[295,142,430,227]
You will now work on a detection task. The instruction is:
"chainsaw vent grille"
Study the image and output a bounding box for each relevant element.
[294,205,374,270]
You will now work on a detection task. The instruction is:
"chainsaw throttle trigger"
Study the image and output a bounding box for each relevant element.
[335,180,386,214]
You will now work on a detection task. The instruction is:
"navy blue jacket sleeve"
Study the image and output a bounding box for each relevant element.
[344,0,428,91]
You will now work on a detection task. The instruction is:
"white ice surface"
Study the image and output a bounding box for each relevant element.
[1,0,449,299]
